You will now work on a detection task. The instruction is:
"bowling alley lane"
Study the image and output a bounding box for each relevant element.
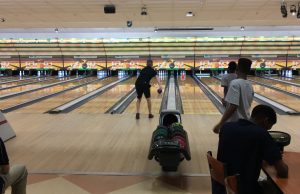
[249,77,300,95]
[13,77,119,113]
[0,76,33,81]
[0,77,97,110]
[124,77,167,115]
[0,76,55,89]
[200,77,259,109]
[72,77,136,113]
[275,76,300,85]
[0,76,23,82]
[0,76,73,96]
[198,77,226,98]
[178,76,220,114]
[252,84,300,111]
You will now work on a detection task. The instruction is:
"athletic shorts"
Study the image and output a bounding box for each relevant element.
[135,84,151,99]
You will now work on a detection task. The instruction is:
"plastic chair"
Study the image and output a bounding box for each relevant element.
[206,151,227,185]
[225,174,239,194]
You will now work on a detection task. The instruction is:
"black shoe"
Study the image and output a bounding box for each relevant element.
[136,113,140,119]
[149,114,154,118]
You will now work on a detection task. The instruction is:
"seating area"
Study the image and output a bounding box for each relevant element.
[206,151,239,194]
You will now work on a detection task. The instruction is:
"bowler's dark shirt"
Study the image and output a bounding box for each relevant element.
[135,66,157,86]
[0,138,9,165]
[215,119,282,194]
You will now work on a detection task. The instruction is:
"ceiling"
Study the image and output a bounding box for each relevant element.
[0,0,300,38]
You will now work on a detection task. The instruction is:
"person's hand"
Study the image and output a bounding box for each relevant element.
[213,123,222,134]
[221,98,226,107]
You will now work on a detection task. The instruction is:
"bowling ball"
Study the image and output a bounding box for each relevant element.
[157,88,163,94]
[169,63,175,69]
[260,63,266,68]
[82,63,87,69]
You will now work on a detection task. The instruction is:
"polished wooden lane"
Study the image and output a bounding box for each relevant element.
[124,77,166,115]
[13,77,118,113]
[276,76,300,84]
[0,76,72,96]
[199,77,228,99]
[4,113,299,174]
[0,77,96,110]
[249,77,300,95]
[200,77,260,109]
[252,84,300,111]
[178,76,220,115]
[0,76,55,89]
[73,77,135,114]
[0,76,25,82]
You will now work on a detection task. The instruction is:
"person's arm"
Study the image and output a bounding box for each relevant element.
[223,87,228,97]
[1,164,10,174]
[221,76,227,97]
[156,75,162,90]
[213,103,237,133]
[221,87,228,107]
[274,159,288,178]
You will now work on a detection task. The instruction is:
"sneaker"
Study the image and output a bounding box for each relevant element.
[136,113,140,119]
[149,114,154,118]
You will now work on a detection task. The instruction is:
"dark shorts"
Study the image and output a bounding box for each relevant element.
[135,84,151,99]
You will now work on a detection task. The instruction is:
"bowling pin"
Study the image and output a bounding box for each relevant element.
[19,71,22,77]
[38,71,41,77]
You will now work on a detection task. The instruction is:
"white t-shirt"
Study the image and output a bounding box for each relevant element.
[221,73,237,88]
[225,78,254,122]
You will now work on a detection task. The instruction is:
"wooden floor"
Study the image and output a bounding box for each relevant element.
[14,77,118,113]
[5,112,300,175]
[277,76,300,84]
[0,77,52,88]
[0,77,95,110]
[0,77,71,96]
[250,77,300,95]
[1,75,300,193]
[252,84,300,111]
[4,173,212,194]
[73,77,135,114]
[179,77,220,115]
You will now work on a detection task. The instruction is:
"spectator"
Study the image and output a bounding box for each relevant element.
[0,137,27,194]
[220,61,237,106]
[213,58,254,133]
[213,105,288,194]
